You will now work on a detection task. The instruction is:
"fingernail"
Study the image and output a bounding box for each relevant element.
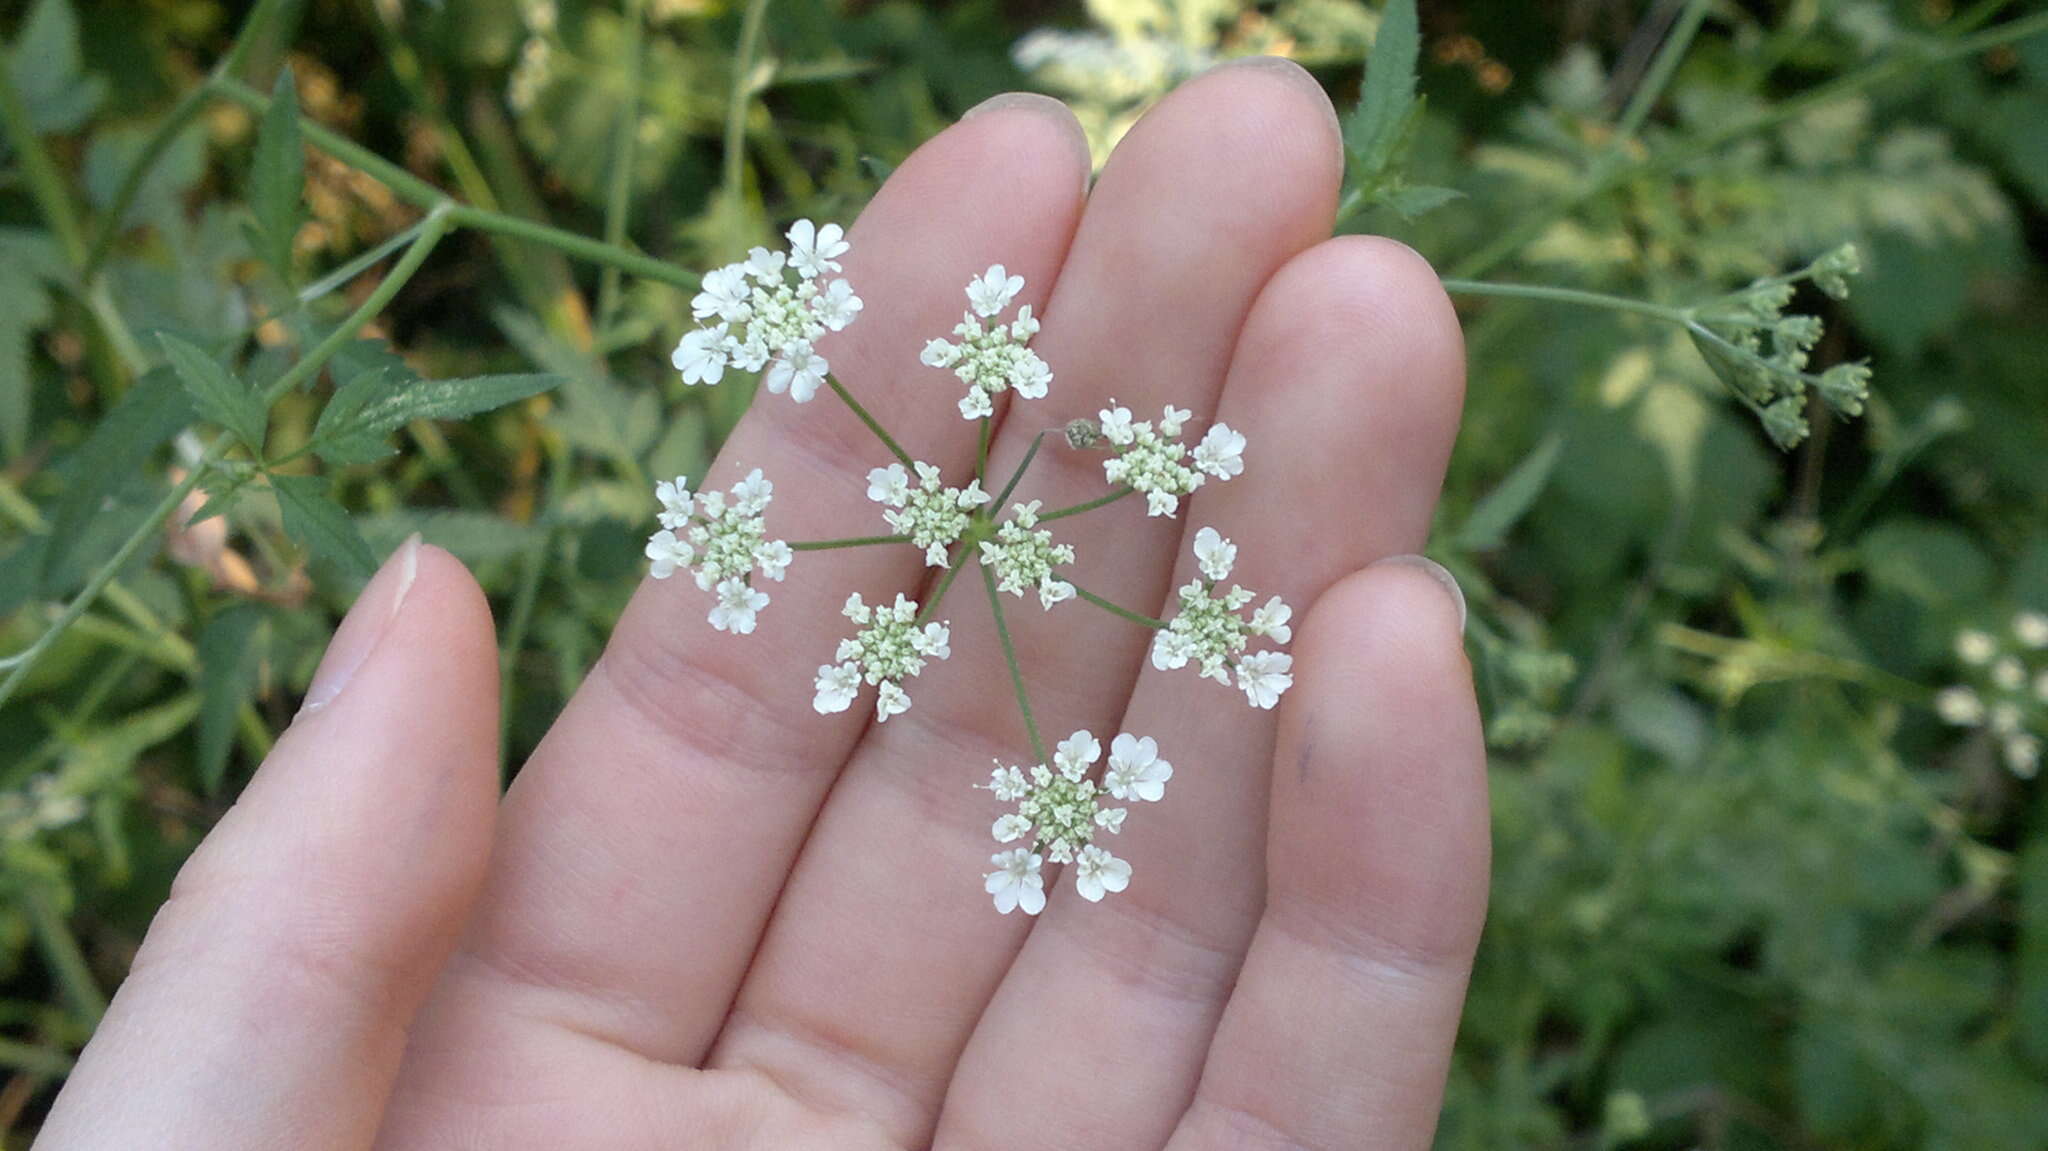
[1208,55,1344,169]
[1373,554,1467,635]
[300,534,422,715]
[960,91,1094,192]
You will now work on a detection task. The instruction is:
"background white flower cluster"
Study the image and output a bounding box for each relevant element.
[1936,612,2048,777]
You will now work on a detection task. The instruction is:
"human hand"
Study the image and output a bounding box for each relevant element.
[37,59,1484,1151]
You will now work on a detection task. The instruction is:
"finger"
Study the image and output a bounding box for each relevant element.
[407,97,1093,1069]
[708,61,1342,1144]
[36,538,499,1151]
[1168,562,1488,1151]
[937,237,1465,1148]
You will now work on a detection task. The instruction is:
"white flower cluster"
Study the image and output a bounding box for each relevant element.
[813,593,951,722]
[1098,400,1245,517]
[0,774,86,844]
[980,500,1076,610]
[1936,611,2048,778]
[921,265,1053,420]
[867,462,990,568]
[1152,527,1294,709]
[643,470,792,634]
[671,220,863,402]
[983,730,1172,914]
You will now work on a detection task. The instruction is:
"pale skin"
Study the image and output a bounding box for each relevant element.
[38,59,1487,1150]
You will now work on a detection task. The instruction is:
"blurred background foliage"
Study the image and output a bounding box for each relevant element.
[2,0,2047,1145]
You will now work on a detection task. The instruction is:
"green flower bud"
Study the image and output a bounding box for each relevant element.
[1810,243,1861,299]
[1818,361,1872,416]
[1762,396,1810,449]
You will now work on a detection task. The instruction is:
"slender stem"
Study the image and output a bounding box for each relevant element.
[1451,9,2048,279]
[26,891,106,1027]
[975,417,992,485]
[211,78,700,290]
[1060,575,1168,629]
[597,0,649,328]
[1615,0,1712,142]
[1440,278,1691,323]
[0,452,216,704]
[722,0,774,215]
[982,562,1046,764]
[298,216,432,305]
[0,1038,72,1077]
[450,204,695,290]
[81,0,293,280]
[0,52,88,266]
[791,533,910,551]
[1037,485,1134,523]
[825,375,916,468]
[264,206,454,403]
[992,431,1046,509]
[915,547,973,627]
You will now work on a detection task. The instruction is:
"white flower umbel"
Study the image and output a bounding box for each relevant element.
[1098,400,1245,517]
[643,470,791,633]
[812,593,950,721]
[867,462,991,567]
[1937,617,2048,779]
[921,264,1053,420]
[671,219,862,402]
[981,728,1162,912]
[980,501,1077,610]
[1152,526,1294,709]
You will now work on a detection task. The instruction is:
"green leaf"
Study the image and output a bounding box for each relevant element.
[157,333,267,451]
[1344,0,1420,170]
[5,0,106,133]
[39,365,195,593]
[248,67,305,282]
[311,369,559,465]
[0,250,55,461]
[1457,434,1564,552]
[1336,0,1459,224]
[271,473,377,580]
[195,605,265,795]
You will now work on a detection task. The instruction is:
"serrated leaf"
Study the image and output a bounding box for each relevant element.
[195,605,265,795]
[1344,0,1420,171]
[1384,183,1465,218]
[6,0,106,133]
[248,67,304,282]
[312,369,558,465]
[1457,433,1564,552]
[271,473,377,579]
[157,333,266,451]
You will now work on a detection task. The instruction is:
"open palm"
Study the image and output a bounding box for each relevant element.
[39,61,1484,1151]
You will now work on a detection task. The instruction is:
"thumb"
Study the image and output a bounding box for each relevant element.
[37,536,500,1151]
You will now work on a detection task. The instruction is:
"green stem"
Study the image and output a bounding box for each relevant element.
[80,0,293,281]
[0,51,88,266]
[0,1037,73,1077]
[914,543,975,627]
[982,561,1047,764]
[210,78,699,291]
[597,0,649,329]
[26,891,106,1027]
[498,527,550,776]
[1614,0,1712,142]
[975,417,992,485]
[721,0,774,217]
[264,206,454,404]
[297,216,432,305]
[992,431,1046,509]
[791,533,911,551]
[0,454,214,705]
[1451,9,2048,278]
[824,375,916,469]
[1060,575,1168,629]
[1440,278,1691,323]
[1036,485,1135,523]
